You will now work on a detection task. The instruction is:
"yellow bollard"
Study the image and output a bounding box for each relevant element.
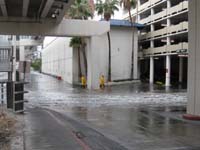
[81,76,87,88]
[99,75,105,89]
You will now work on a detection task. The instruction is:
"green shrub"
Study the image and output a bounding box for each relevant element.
[31,59,41,71]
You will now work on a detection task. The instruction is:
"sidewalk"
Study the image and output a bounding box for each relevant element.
[0,106,24,150]
[23,107,128,150]
[21,106,200,150]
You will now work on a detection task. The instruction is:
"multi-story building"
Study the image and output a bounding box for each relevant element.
[0,35,43,81]
[124,0,188,86]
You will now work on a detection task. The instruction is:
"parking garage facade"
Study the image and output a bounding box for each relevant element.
[127,0,188,86]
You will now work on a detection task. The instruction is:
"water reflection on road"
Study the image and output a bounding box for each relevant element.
[25,72,200,150]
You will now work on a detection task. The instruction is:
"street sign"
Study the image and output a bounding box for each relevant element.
[18,61,31,73]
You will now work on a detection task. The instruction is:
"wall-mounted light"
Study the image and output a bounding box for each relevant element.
[51,14,56,18]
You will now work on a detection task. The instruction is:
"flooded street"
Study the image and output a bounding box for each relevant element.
[24,72,200,150]
[26,72,187,109]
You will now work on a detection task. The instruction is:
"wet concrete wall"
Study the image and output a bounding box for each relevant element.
[86,27,138,89]
[42,27,138,89]
[42,37,73,84]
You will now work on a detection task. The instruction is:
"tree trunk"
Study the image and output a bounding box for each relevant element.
[107,32,111,82]
[82,45,88,77]
[78,47,82,81]
[129,9,135,79]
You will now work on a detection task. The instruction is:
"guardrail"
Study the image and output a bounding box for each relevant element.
[143,42,188,55]
[0,48,12,72]
[139,1,188,24]
[139,1,151,12]
[140,22,188,40]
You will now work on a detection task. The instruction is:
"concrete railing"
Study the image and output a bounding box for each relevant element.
[166,43,188,52]
[182,42,189,50]
[151,28,167,37]
[151,0,163,5]
[167,22,188,34]
[168,1,188,15]
[152,9,167,21]
[140,32,151,40]
[139,0,165,12]
[143,42,188,55]
[139,1,188,24]
[139,1,151,11]
[143,45,166,55]
[140,16,151,24]
[140,21,188,40]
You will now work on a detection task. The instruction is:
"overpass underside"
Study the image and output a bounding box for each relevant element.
[0,0,110,37]
[0,0,72,23]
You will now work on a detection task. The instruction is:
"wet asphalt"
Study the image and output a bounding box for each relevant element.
[23,72,200,150]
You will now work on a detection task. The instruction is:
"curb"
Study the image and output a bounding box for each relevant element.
[183,114,200,121]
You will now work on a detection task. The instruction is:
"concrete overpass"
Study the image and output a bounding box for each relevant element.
[0,0,110,37]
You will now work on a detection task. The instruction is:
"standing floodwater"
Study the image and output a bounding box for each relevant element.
[26,72,187,109]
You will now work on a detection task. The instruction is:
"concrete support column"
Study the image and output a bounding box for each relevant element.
[150,56,154,84]
[133,30,139,80]
[150,7,155,49]
[150,8,155,32]
[165,55,171,87]
[167,0,171,8]
[136,1,140,22]
[167,0,171,46]
[137,0,140,7]
[179,57,183,83]
[184,0,200,118]
[137,14,140,22]
[166,20,171,46]
[12,36,16,82]
[150,25,154,32]
[19,46,25,61]
[166,0,171,87]
[150,23,154,49]
[19,46,25,80]
[86,37,101,89]
[150,40,154,48]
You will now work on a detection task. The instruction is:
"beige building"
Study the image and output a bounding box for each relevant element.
[124,0,188,86]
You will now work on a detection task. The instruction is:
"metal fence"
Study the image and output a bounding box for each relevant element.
[0,48,12,72]
[0,83,6,104]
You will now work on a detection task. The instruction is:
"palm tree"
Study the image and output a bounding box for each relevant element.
[68,0,94,78]
[68,0,93,19]
[96,0,119,82]
[120,0,136,79]
[69,37,83,79]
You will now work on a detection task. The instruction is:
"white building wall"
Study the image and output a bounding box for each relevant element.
[110,27,133,80]
[87,27,137,89]
[42,26,138,88]
[42,37,73,84]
